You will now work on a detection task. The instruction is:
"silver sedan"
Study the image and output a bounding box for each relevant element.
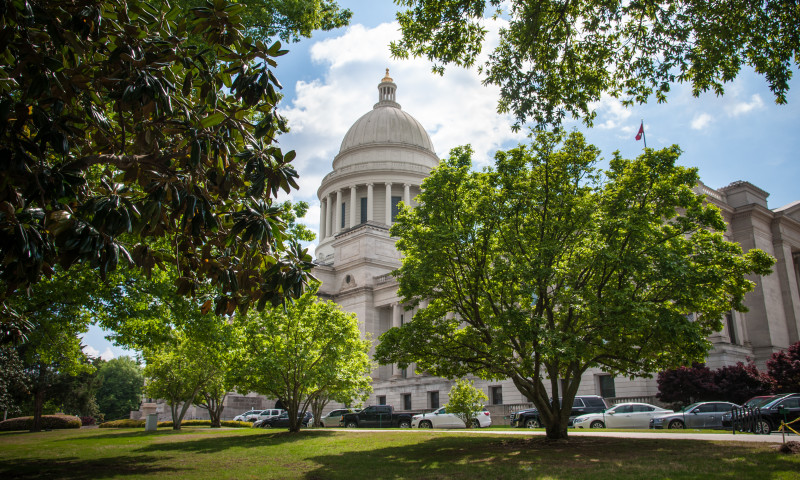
[649,401,739,429]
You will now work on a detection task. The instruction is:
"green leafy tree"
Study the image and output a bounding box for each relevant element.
[0,0,315,342]
[391,0,800,128]
[0,346,28,419]
[176,0,352,43]
[192,324,244,428]
[6,267,103,431]
[444,379,487,429]
[375,132,775,440]
[239,287,373,432]
[143,331,225,430]
[96,356,144,422]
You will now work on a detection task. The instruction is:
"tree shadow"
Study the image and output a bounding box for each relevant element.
[301,435,800,479]
[134,429,339,455]
[0,455,179,480]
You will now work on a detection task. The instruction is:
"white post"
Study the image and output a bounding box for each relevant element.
[319,197,327,242]
[404,183,411,207]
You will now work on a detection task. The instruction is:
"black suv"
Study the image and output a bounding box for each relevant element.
[752,393,800,435]
[510,395,608,428]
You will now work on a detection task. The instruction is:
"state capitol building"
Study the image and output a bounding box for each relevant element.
[311,71,800,416]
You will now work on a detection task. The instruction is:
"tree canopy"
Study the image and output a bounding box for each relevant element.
[391,0,800,128]
[375,132,774,439]
[96,356,144,422]
[0,0,315,339]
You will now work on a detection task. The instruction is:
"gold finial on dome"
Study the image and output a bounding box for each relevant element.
[382,68,393,82]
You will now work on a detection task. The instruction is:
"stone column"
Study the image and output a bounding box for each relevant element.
[319,196,327,242]
[385,182,393,226]
[391,303,402,379]
[404,183,411,206]
[334,189,342,234]
[367,183,374,222]
[350,185,357,228]
[327,193,334,238]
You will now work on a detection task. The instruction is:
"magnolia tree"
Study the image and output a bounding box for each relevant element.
[376,131,774,440]
[445,379,487,428]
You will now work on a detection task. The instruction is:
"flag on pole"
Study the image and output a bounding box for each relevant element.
[635,121,644,141]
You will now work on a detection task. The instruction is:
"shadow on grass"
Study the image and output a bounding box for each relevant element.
[134,429,339,454]
[0,455,179,480]
[301,435,800,480]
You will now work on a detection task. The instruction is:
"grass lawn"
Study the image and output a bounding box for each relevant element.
[1,427,798,479]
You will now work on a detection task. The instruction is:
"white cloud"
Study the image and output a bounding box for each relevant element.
[83,345,115,360]
[726,94,764,117]
[591,95,635,132]
[691,113,713,130]
[279,18,525,224]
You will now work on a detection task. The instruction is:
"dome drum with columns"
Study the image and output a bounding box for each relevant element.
[316,70,438,263]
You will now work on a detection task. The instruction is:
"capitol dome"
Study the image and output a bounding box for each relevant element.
[316,70,439,262]
[338,84,435,156]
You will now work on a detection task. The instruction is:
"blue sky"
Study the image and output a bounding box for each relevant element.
[82,0,800,360]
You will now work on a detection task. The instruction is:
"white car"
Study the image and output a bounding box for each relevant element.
[233,410,261,422]
[412,407,492,429]
[319,408,360,427]
[572,402,672,429]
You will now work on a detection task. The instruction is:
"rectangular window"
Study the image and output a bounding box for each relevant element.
[598,375,616,398]
[726,312,737,345]
[490,386,503,405]
[360,197,367,224]
[341,202,346,228]
[400,314,404,326]
[377,395,386,406]
[429,391,439,409]
[401,367,407,379]
[391,196,402,221]
[402,393,412,411]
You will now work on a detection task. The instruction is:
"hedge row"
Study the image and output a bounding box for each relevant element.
[0,415,82,431]
[99,419,252,428]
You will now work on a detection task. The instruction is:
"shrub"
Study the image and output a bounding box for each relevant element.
[80,416,96,426]
[221,420,252,428]
[99,419,146,428]
[0,415,82,431]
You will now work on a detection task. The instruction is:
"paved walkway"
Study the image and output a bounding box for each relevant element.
[331,428,796,443]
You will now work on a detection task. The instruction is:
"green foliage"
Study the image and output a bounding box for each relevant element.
[0,415,81,431]
[444,379,487,428]
[376,131,775,439]
[238,286,373,432]
[98,418,145,428]
[392,0,800,128]
[0,346,27,416]
[98,418,251,428]
[0,0,315,337]
[96,357,144,421]
[176,0,352,43]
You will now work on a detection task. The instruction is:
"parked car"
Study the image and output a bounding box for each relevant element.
[233,410,262,422]
[341,405,413,428]
[510,396,608,428]
[252,409,286,427]
[721,395,778,429]
[748,393,800,435]
[572,402,672,429]
[260,411,314,428]
[319,408,360,427]
[411,406,492,429]
[649,401,738,429]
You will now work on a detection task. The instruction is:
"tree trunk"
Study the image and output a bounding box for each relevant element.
[31,386,44,432]
[544,422,569,441]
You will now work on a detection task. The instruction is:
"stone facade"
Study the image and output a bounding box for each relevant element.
[313,73,800,421]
